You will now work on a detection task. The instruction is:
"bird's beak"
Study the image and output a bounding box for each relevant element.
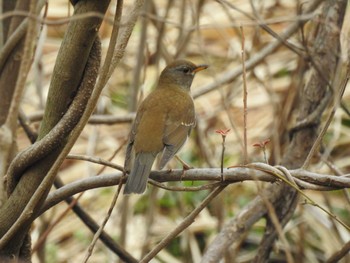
[192,64,209,73]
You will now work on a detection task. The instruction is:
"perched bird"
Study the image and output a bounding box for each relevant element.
[123,60,208,194]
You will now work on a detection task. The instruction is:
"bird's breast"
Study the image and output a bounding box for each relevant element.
[133,88,195,153]
[163,89,194,118]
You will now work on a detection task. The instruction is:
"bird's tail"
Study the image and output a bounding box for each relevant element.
[123,152,156,194]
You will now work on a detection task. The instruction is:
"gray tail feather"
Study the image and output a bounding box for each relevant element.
[123,152,156,194]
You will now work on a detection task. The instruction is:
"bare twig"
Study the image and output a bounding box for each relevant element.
[215,129,230,181]
[4,0,37,133]
[240,25,248,164]
[128,0,150,111]
[326,239,350,263]
[0,0,46,72]
[140,185,227,263]
[223,0,304,56]
[107,0,145,80]
[52,178,138,263]
[67,154,124,172]
[83,176,124,262]
[193,0,324,99]
[247,163,350,231]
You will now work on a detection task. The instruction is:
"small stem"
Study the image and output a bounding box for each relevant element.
[263,147,268,164]
[216,129,230,181]
[220,135,226,181]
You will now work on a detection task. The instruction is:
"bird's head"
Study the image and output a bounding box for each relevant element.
[158,60,208,90]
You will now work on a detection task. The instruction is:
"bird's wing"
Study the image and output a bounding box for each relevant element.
[124,108,144,172]
[159,108,195,169]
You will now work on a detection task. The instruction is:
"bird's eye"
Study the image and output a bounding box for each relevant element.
[182,67,191,74]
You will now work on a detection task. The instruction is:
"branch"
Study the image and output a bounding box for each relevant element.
[6,39,101,194]
[40,165,350,214]
[26,111,136,125]
[0,37,102,251]
[0,1,110,255]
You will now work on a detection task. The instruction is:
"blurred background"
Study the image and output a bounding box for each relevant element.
[16,0,350,262]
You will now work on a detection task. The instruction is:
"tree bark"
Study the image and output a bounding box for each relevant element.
[0,0,110,260]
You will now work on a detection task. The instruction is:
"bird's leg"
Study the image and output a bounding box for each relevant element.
[122,168,128,183]
[175,155,192,181]
[175,155,193,170]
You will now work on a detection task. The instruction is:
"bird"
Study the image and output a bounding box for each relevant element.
[123,60,208,194]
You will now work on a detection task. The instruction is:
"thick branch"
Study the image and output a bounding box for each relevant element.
[0,0,109,258]
[6,39,101,194]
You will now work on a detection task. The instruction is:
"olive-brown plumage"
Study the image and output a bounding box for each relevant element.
[123,60,208,194]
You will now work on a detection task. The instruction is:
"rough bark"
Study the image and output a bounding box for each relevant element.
[0,0,110,260]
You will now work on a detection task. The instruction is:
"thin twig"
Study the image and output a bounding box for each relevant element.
[223,0,304,57]
[129,0,150,111]
[4,0,37,133]
[52,178,138,262]
[107,0,145,80]
[0,0,46,72]
[220,138,225,181]
[67,154,124,172]
[140,185,227,262]
[83,177,124,262]
[34,144,128,253]
[247,163,350,231]
[193,0,324,99]
[240,25,248,164]
[326,239,350,263]
[215,129,230,181]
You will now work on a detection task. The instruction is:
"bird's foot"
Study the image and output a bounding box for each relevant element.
[175,155,193,170]
[180,164,194,181]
